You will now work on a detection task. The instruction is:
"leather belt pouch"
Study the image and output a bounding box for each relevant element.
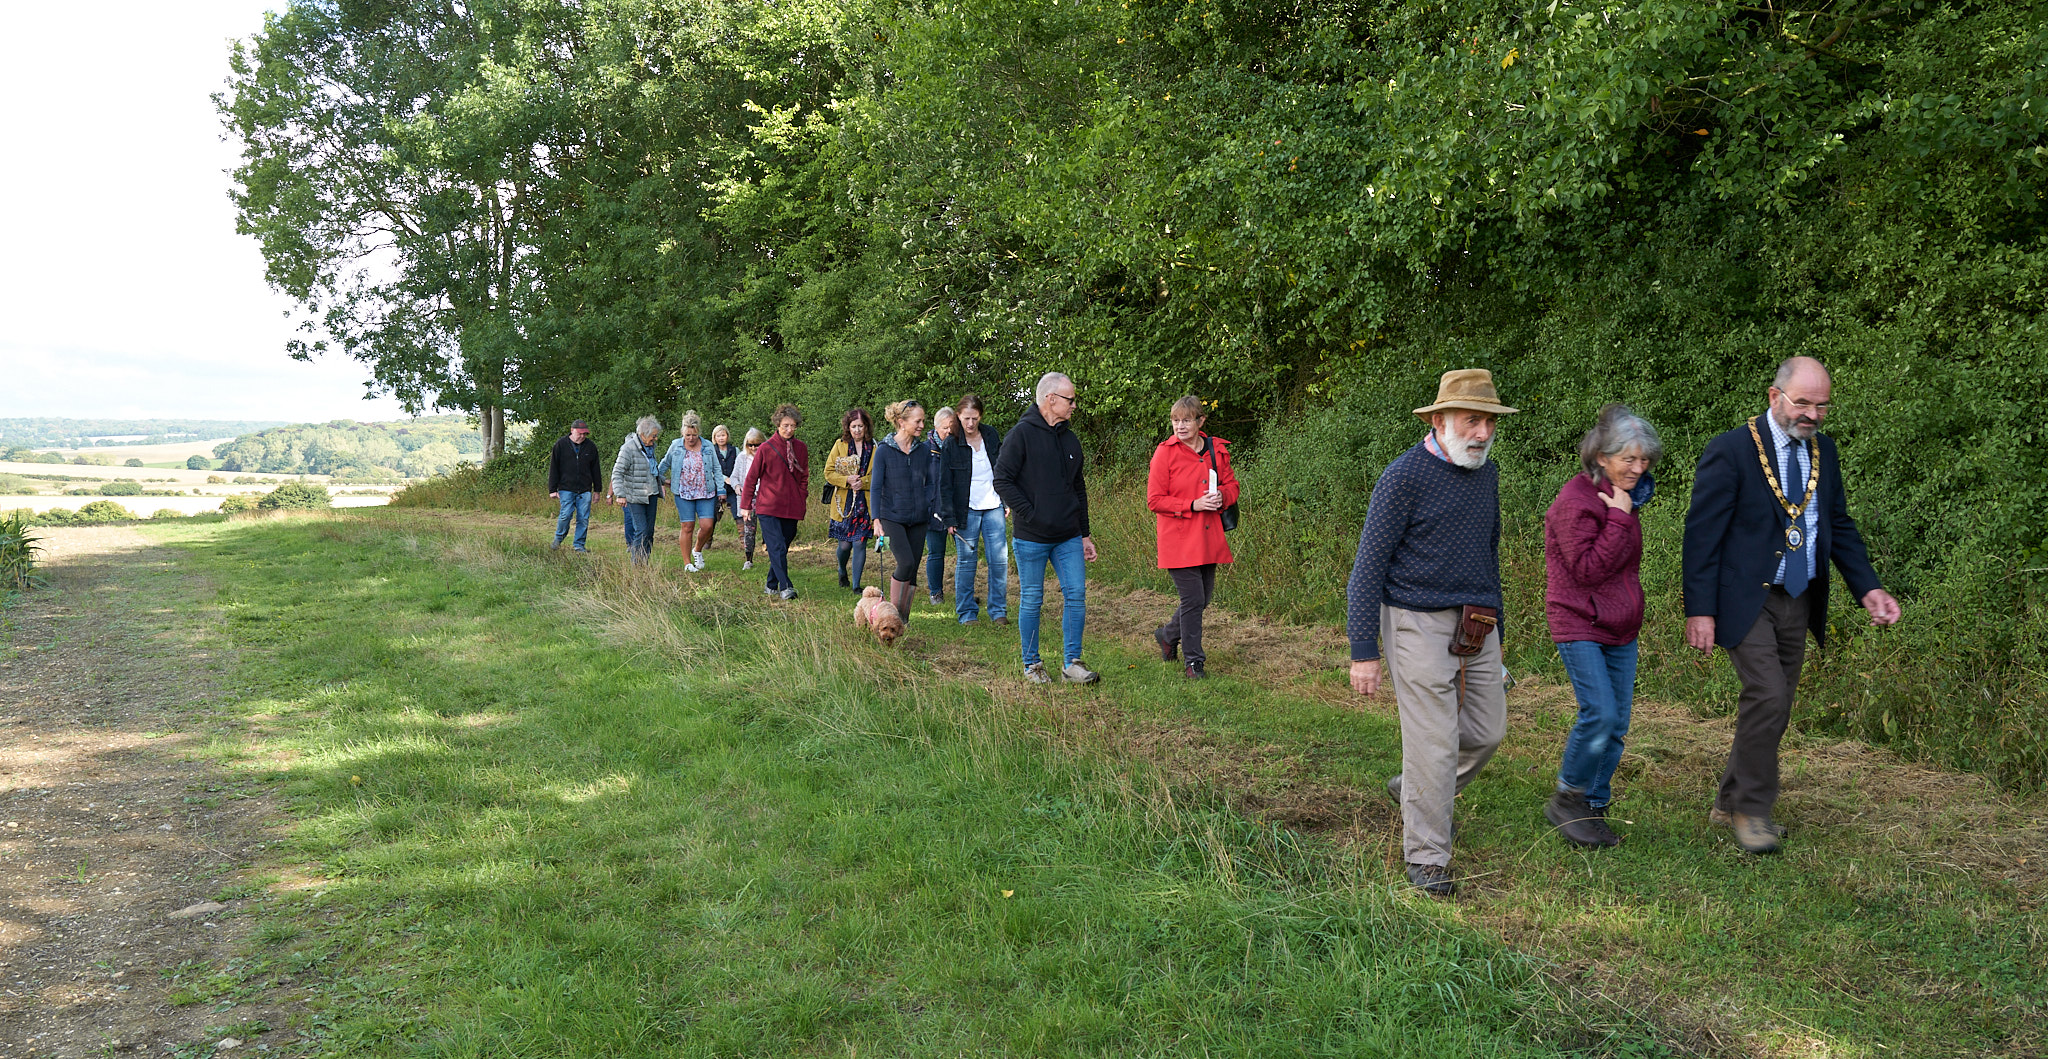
[1449,605,1498,657]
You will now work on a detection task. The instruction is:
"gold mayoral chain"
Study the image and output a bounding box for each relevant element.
[1745,416,1820,552]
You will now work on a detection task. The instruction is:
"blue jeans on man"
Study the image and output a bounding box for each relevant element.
[1554,639,1639,808]
[554,491,592,550]
[622,498,660,565]
[1013,536,1084,669]
[954,507,1008,623]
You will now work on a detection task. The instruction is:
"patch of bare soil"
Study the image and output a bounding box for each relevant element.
[1,527,303,1057]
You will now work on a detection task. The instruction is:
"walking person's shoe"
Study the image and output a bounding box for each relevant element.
[838,569,850,588]
[1023,662,1054,685]
[929,591,943,606]
[1583,805,1623,847]
[1385,774,1402,803]
[1061,660,1101,684]
[1544,789,1616,848]
[1153,626,1179,661]
[743,560,753,570]
[1405,862,1457,897]
[1727,812,1784,854]
[1708,807,1786,839]
[573,546,588,553]
[550,539,562,551]
[779,588,799,601]
[1183,660,1206,680]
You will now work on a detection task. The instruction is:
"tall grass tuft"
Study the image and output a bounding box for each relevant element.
[1,511,43,595]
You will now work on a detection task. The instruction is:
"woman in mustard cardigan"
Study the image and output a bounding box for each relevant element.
[825,407,878,590]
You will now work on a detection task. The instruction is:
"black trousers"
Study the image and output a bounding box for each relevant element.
[877,518,927,584]
[1162,564,1217,664]
[1718,586,1811,817]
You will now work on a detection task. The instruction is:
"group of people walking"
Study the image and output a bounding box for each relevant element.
[548,357,1902,896]
[1347,359,1899,895]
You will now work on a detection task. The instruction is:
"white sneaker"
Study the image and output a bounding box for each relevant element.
[743,560,753,570]
[686,560,704,572]
[1061,661,1101,685]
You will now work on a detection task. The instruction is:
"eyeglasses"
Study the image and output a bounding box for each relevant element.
[1051,392,1080,407]
[745,442,761,449]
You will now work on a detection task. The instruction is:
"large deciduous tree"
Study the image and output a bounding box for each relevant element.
[221,0,577,460]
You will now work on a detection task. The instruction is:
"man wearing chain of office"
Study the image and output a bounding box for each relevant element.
[1681,356,1903,854]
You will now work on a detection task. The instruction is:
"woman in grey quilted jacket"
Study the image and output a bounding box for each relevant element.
[610,415,665,564]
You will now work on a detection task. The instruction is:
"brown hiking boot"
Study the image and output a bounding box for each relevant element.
[1544,790,1616,848]
[1709,807,1786,839]
[1154,626,1179,661]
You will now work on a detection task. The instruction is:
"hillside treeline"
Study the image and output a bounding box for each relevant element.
[0,418,286,449]
[211,416,503,479]
[228,1,2047,781]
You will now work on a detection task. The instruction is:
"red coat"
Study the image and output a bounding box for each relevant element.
[741,434,811,520]
[1147,434,1239,569]
[1544,473,1644,644]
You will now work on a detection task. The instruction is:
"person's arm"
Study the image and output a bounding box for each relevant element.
[547,439,564,495]
[1346,465,1413,663]
[1556,485,1638,587]
[1145,447,1185,516]
[824,441,854,489]
[1682,438,1740,650]
[1073,438,1091,539]
[992,435,1033,527]
[610,442,632,500]
[740,443,766,513]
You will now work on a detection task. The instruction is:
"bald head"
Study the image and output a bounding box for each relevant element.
[1768,356,1832,439]
[1773,356,1830,391]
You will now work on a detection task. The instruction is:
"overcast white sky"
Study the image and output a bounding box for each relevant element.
[0,1,413,423]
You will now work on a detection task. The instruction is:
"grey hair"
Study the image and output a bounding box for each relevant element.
[742,427,765,444]
[1579,404,1663,481]
[934,406,956,437]
[635,414,662,439]
[1034,371,1072,404]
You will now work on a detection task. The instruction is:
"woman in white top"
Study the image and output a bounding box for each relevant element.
[723,428,764,570]
[937,394,1008,624]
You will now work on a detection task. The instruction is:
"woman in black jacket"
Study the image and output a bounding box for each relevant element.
[868,399,940,625]
[941,394,1008,624]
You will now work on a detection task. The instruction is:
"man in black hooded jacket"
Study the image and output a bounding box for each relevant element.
[992,372,1100,685]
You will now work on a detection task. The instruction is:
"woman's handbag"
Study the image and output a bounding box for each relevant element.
[820,482,836,506]
[1206,442,1239,531]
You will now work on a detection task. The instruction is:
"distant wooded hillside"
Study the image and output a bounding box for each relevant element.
[0,418,288,448]
[211,416,528,479]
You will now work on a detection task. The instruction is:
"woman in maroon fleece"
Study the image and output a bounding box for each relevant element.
[1543,404,1663,848]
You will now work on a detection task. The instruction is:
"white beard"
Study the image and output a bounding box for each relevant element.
[1437,421,1494,470]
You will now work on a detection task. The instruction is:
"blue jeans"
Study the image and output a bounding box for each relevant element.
[925,521,949,596]
[1555,639,1639,808]
[1013,536,1085,669]
[622,498,660,564]
[954,508,1008,622]
[760,515,798,592]
[553,491,592,549]
[673,495,720,522]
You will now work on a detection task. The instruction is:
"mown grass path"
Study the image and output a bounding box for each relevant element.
[45,508,2046,1057]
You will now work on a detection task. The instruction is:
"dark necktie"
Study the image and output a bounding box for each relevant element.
[1782,438,1808,597]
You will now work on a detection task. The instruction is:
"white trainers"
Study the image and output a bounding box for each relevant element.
[743,560,753,570]
[1061,661,1101,685]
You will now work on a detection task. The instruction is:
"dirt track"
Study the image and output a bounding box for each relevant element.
[0,527,303,1057]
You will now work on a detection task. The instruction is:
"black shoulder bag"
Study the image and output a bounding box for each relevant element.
[1206,441,1239,532]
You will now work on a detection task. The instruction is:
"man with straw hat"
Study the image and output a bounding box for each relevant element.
[1347,368,1517,896]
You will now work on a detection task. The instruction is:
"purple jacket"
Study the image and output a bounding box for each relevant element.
[1544,473,1644,645]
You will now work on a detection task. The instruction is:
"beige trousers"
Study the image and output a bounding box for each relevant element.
[1384,604,1506,867]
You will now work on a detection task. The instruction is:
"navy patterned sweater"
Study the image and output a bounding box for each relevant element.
[1345,440,1502,662]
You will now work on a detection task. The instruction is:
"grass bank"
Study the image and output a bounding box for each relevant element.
[107,507,2048,1057]
[126,510,1647,1057]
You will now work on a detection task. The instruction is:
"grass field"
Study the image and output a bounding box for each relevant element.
[34,508,2041,1056]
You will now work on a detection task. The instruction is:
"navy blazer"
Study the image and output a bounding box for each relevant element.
[1681,421,1882,649]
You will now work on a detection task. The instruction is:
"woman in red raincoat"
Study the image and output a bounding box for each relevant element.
[1146,394,1240,679]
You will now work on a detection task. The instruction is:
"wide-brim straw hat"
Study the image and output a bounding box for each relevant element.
[1413,368,1519,420]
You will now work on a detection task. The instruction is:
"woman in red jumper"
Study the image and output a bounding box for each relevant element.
[740,405,811,600]
[1543,403,1663,847]
[1146,395,1239,679]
